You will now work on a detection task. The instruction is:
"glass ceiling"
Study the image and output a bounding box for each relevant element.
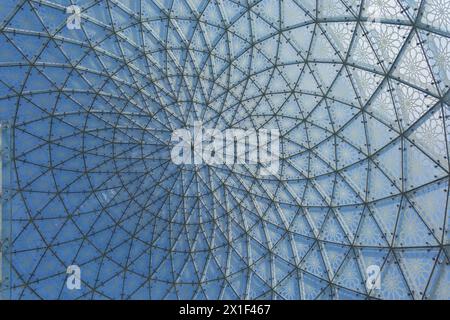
[0,0,449,300]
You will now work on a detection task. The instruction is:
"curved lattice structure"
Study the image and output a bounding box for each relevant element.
[0,0,449,300]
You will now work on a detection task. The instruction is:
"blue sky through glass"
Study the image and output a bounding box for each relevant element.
[0,0,449,300]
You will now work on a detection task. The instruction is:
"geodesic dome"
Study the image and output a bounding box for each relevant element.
[0,0,449,300]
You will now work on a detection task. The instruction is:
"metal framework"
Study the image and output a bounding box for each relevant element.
[0,0,449,299]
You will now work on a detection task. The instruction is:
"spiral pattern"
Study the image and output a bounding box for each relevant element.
[0,0,449,300]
